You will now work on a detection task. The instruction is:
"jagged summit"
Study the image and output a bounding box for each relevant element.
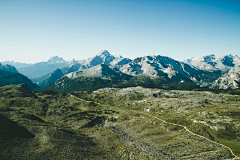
[96,50,123,59]
[97,50,111,57]
[62,50,123,75]
[47,56,66,64]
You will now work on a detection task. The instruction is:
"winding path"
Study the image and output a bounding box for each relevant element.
[69,94,240,160]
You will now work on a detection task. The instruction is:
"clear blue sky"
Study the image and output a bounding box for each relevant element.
[1,0,240,63]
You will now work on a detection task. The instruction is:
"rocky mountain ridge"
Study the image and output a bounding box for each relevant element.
[185,54,240,73]
[62,50,123,75]
[2,51,240,90]
[184,54,240,89]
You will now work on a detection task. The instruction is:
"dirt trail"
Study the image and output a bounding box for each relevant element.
[70,94,240,160]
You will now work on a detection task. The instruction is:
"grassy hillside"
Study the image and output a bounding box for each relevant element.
[0,84,239,159]
[0,70,39,90]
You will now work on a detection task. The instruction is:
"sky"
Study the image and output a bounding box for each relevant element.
[0,0,240,63]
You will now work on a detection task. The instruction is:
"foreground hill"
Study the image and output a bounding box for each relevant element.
[0,84,239,159]
[0,69,39,90]
[0,63,18,73]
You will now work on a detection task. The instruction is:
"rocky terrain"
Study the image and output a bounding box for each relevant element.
[0,84,239,159]
[185,54,240,73]
[211,67,240,89]
[3,51,240,90]
[184,54,240,89]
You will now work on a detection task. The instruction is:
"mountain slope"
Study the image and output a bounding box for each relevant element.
[0,63,18,73]
[38,68,64,87]
[65,64,131,80]
[110,58,132,66]
[0,70,39,90]
[62,50,123,75]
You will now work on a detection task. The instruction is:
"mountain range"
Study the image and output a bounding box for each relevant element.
[2,51,240,91]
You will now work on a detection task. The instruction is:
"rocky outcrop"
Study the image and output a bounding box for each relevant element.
[211,67,240,89]
[186,54,240,73]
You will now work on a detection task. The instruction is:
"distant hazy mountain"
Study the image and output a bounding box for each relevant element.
[0,63,19,73]
[38,68,64,87]
[47,56,66,64]
[18,56,69,79]
[187,54,240,73]
[0,69,39,90]
[0,61,33,69]
[62,50,123,75]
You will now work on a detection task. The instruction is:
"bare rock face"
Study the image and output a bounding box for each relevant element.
[187,54,240,73]
[65,64,131,80]
[62,50,123,75]
[118,55,201,83]
[211,67,240,89]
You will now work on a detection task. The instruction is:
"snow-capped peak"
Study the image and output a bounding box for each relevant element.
[97,50,111,57]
